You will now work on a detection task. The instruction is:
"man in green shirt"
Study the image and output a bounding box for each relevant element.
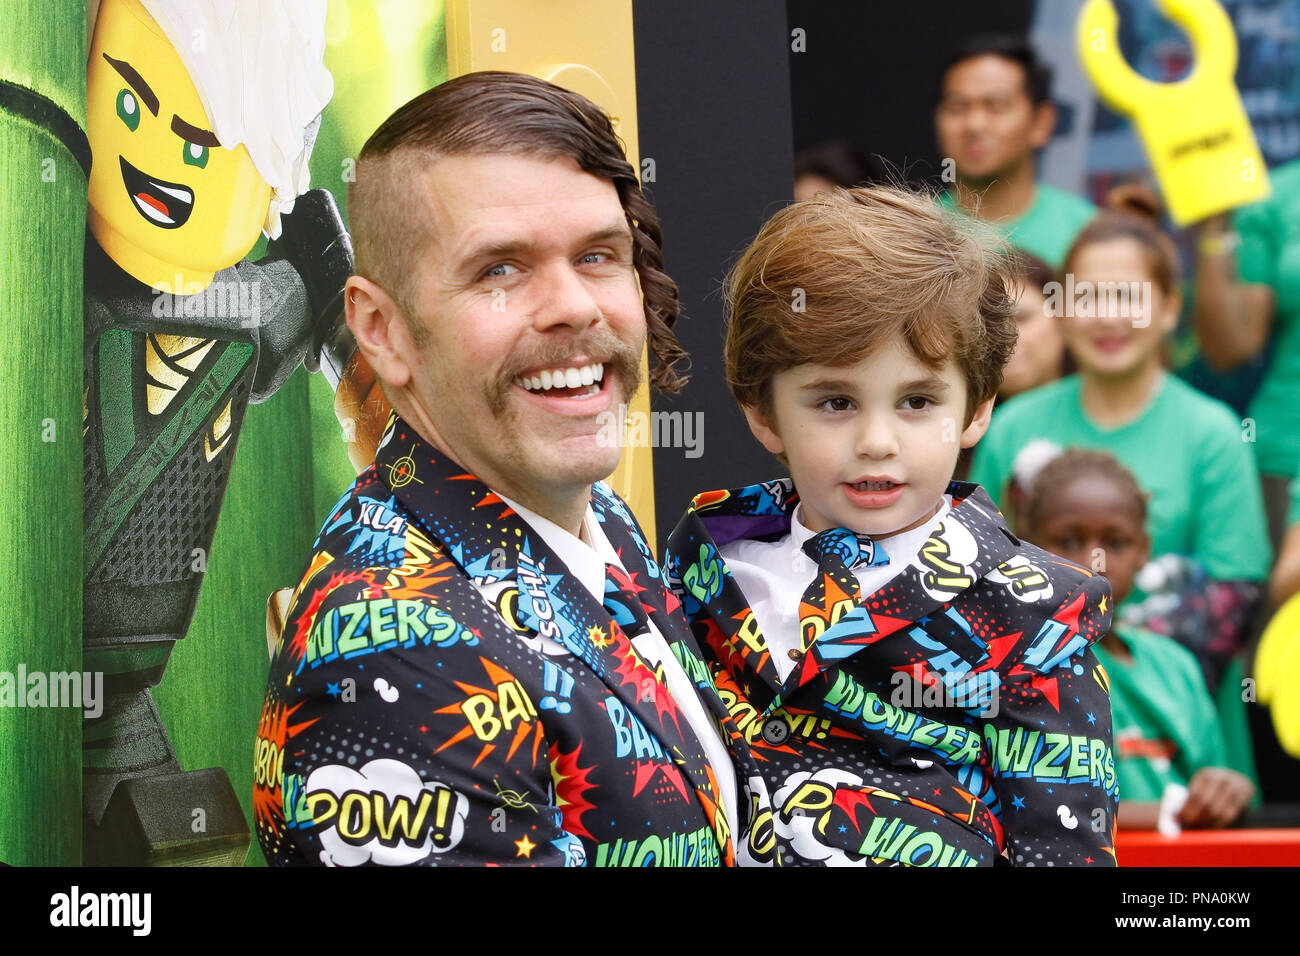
[935,35,1096,270]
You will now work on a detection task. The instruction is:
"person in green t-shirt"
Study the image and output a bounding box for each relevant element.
[1020,448,1256,829]
[1270,466,1300,608]
[1193,159,1300,545]
[934,35,1096,270]
[969,197,1271,695]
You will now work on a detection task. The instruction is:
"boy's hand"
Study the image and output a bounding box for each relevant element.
[1178,768,1254,828]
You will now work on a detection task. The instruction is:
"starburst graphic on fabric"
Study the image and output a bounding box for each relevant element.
[611,634,685,740]
[549,741,598,841]
[286,569,367,671]
[433,658,545,769]
[252,700,316,834]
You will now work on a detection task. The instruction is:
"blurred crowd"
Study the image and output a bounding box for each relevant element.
[794,34,1300,828]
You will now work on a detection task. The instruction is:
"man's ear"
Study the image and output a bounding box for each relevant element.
[1157,285,1183,335]
[959,395,997,448]
[741,402,785,457]
[1028,100,1057,150]
[346,276,415,390]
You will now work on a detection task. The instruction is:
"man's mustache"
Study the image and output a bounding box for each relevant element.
[487,331,644,414]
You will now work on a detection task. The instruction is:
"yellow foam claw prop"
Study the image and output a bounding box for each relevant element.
[1077,0,1270,224]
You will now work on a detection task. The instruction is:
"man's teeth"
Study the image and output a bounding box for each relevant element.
[853,480,896,491]
[514,362,604,393]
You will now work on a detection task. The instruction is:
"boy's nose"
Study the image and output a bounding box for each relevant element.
[854,411,899,459]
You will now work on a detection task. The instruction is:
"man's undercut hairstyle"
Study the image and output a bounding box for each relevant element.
[724,184,1019,424]
[940,34,1053,107]
[349,70,687,393]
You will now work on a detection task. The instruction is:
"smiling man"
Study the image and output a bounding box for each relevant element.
[255,73,776,867]
[934,35,1096,270]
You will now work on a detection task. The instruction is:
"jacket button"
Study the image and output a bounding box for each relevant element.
[761,716,790,745]
[787,648,803,661]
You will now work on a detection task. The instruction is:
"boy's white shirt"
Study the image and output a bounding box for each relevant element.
[720,495,954,681]
[486,492,739,839]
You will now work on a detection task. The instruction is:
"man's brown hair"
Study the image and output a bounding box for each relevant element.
[724,185,1018,423]
[349,71,687,393]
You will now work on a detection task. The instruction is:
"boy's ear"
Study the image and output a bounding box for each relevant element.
[741,403,785,457]
[959,395,997,448]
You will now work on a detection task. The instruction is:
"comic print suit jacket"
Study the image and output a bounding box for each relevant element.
[665,478,1119,867]
[256,416,776,866]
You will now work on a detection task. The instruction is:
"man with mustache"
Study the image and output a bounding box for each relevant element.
[255,72,775,867]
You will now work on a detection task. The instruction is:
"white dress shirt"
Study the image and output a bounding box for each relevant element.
[471,493,739,839]
[720,496,954,680]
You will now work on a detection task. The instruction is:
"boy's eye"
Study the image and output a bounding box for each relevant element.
[820,397,854,412]
[902,395,933,411]
[116,89,140,131]
[183,141,209,168]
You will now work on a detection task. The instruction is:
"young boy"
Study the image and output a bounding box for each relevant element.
[665,186,1118,866]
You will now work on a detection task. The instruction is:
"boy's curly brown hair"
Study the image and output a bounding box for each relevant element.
[724,185,1019,424]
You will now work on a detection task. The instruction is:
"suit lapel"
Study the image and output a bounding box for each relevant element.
[772,482,1022,704]
[374,417,728,848]
[675,480,1023,712]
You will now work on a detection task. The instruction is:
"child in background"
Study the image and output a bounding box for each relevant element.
[1020,448,1255,829]
[968,193,1270,698]
[666,186,1117,867]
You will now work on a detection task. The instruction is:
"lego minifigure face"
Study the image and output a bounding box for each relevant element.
[87,0,271,288]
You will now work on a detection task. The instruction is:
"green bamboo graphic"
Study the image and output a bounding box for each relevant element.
[0,0,88,866]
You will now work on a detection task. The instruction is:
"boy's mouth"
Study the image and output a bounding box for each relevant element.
[850,479,900,491]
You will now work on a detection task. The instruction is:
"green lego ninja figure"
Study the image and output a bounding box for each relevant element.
[82,0,353,864]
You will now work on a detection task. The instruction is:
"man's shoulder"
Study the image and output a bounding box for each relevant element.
[1035,182,1098,221]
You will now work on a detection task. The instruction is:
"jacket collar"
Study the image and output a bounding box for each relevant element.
[373,414,734,855]
[672,477,1022,710]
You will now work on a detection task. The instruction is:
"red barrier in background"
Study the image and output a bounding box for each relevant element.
[1116,829,1300,866]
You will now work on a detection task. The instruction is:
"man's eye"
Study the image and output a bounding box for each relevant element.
[579,252,608,265]
[483,263,518,279]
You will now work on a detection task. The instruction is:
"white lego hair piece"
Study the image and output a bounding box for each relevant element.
[140,0,333,238]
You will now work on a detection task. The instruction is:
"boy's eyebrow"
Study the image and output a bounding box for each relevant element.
[898,375,950,392]
[797,375,950,393]
[798,377,857,392]
[103,54,159,116]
